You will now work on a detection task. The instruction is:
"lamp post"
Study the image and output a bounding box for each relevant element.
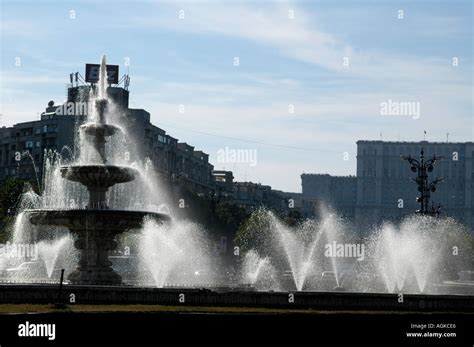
[401,148,444,216]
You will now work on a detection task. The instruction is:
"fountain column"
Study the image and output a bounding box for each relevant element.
[66,97,124,284]
[68,227,121,285]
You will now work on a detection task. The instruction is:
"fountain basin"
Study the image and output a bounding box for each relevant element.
[24,209,170,285]
[60,165,138,189]
[25,209,170,232]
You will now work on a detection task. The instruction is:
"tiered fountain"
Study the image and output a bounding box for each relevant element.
[23,56,170,285]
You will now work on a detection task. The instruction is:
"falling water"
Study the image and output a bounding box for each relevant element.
[137,219,215,287]
[272,215,324,290]
[241,250,280,291]
[238,209,348,291]
[238,209,472,293]
[37,235,74,278]
[20,151,41,192]
[366,216,457,293]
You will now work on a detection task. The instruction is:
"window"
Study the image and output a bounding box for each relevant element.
[158,134,166,143]
[25,141,33,149]
[36,141,41,148]
[43,125,48,133]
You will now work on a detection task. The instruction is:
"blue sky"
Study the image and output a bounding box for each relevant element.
[0,0,472,192]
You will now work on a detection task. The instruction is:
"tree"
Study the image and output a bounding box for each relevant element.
[0,178,36,242]
[282,209,304,227]
[234,208,273,254]
[214,200,248,232]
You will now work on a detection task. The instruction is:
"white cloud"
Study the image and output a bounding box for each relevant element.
[130,2,467,84]
[0,19,49,40]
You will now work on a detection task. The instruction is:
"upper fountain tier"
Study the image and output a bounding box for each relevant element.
[81,122,121,137]
[61,97,136,189]
[60,165,138,190]
[57,77,140,209]
[76,98,120,165]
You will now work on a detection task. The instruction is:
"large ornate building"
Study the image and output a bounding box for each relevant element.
[302,140,474,231]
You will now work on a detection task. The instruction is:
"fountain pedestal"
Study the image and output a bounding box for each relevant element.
[68,228,121,285]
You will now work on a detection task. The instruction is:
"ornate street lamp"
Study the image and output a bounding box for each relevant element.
[401,148,444,216]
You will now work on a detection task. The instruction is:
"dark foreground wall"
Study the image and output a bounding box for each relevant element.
[0,284,472,312]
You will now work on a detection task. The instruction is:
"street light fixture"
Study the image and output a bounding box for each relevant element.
[401,148,444,216]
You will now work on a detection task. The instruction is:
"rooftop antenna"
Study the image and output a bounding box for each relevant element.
[423,130,426,141]
[447,132,449,143]
[124,75,130,90]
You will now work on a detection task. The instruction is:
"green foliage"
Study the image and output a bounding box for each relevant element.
[281,209,304,227]
[214,200,248,231]
[234,208,306,255]
[0,178,35,241]
[0,178,29,215]
[234,208,272,254]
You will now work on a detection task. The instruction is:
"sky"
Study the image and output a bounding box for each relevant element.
[0,0,472,192]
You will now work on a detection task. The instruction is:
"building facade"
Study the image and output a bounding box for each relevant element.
[301,174,357,219]
[302,140,474,231]
[0,72,290,213]
[355,140,474,230]
[213,170,234,197]
[0,79,214,195]
[0,102,77,184]
[232,182,288,212]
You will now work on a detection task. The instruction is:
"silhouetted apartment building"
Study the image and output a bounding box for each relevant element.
[0,71,213,195]
[0,102,76,183]
[174,143,213,193]
[233,182,288,212]
[213,170,234,196]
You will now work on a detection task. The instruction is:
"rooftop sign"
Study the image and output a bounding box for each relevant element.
[85,63,119,84]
